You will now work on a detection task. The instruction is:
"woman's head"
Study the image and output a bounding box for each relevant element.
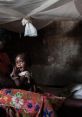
[15,53,29,72]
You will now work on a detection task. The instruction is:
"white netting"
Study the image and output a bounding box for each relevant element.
[0,0,82,32]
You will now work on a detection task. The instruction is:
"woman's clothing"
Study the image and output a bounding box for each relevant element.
[0,52,10,75]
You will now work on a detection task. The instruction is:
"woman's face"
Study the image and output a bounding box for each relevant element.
[15,56,26,72]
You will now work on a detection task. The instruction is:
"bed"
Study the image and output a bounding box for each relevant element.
[0,88,65,117]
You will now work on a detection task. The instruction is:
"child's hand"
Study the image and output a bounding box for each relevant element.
[11,66,19,77]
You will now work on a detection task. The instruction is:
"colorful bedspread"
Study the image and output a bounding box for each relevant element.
[0,89,65,117]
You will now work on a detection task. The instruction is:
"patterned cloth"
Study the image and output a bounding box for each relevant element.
[0,89,58,117]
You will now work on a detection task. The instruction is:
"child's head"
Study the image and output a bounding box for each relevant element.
[15,53,29,72]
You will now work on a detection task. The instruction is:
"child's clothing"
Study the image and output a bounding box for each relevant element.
[10,69,36,91]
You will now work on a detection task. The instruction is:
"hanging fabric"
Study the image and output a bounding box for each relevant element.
[21,18,37,37]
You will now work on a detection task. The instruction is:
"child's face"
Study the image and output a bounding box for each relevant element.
[15,56,26,72]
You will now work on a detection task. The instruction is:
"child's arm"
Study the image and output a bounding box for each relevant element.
[10,66,19,78]
[10,67,20,86]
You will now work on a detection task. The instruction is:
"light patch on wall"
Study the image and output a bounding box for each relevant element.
[48,56,54,63]
[57,40,79,68]
[60,21,78,33]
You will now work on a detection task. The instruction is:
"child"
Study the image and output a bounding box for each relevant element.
[10,53,36,92]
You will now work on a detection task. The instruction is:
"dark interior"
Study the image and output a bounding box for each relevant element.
[1,20,82,117]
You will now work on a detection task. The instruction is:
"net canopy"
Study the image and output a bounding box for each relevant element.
[0,0,82,32]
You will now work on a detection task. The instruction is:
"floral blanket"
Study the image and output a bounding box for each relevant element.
[0,89,58,117]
